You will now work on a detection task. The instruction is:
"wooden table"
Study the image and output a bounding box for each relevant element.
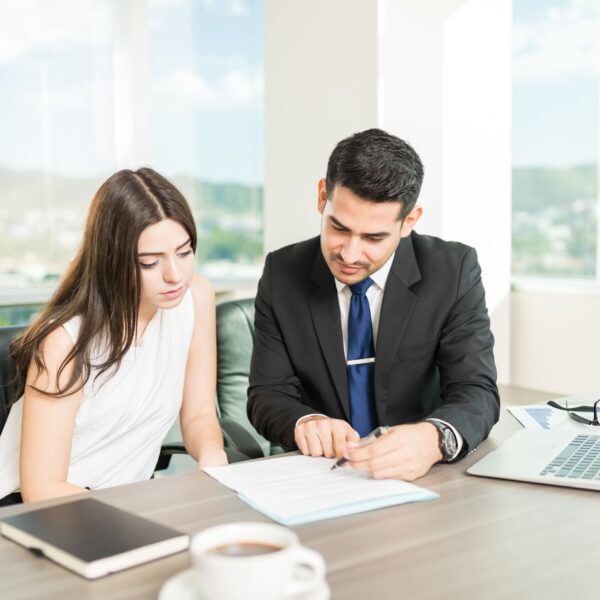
[0,386,597,600]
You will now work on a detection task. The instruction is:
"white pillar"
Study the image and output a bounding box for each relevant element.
[379,0,512,383]
[112,0,149,169]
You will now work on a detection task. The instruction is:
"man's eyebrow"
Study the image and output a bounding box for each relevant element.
[138,237,191,257]
[363,230,390,238]
[329,216,350,231]
[329,216,389,238]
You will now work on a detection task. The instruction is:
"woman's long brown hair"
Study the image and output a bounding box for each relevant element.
[10,167,197,400]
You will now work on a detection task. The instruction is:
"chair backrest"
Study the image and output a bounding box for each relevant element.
[216,298,282,457]
[0,326,24,435]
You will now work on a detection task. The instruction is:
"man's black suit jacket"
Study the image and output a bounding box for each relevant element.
[248,232,500,455]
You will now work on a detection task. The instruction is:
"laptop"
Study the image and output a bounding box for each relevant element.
[467,429,600,491]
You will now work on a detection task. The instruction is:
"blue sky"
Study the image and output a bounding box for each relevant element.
[0,0,597,182]
[147,0,264,183]
[0,0,264,184]
[512,0,599,167]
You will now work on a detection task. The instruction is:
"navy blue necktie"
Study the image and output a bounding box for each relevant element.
[347,277,378,437]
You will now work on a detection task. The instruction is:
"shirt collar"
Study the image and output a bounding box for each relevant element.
[334,251,396,294]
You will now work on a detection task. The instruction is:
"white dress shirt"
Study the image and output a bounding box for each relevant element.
[296,253,463,460]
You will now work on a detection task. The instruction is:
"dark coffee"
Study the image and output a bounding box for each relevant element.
[208,542,283,557]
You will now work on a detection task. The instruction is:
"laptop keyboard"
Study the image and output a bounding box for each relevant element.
[540,434,600,480]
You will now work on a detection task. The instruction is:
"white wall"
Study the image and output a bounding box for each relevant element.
[264,0,379,253]
[512,288,600,394]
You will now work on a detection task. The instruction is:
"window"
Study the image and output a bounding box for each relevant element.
[0,0,264,310]
[512,0,599,278]
[0,0,114,290]
[147,0,264,286]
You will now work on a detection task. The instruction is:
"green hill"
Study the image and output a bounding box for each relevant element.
[512,164,597,277]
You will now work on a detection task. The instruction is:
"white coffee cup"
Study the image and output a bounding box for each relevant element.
[190,521,326,600]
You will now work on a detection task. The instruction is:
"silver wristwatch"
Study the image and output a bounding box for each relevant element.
[429,421,458,462]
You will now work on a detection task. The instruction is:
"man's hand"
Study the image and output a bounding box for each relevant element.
[294,416,360,459]
[343,422,442,481]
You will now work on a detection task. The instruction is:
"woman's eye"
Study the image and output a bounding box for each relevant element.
[178,249,194,257]
[140,261,158,270]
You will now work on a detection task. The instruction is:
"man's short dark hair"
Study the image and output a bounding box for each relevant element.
[325,128,424,219]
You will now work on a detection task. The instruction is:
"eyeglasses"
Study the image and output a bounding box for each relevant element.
[547,399,600,426]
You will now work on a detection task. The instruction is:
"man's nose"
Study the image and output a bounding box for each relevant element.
[340,236,362,264]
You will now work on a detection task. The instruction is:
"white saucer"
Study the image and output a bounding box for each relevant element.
[158,567,331,600]
[158,568,203,600]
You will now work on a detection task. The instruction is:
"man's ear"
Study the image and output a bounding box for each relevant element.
[400,206,423,238]
[317,179,328,214]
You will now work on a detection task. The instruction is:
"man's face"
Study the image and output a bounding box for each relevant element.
[318,180,422,285]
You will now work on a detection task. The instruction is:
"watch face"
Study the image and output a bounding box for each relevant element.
[442,427,457,458]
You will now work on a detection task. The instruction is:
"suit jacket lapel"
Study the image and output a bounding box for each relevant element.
[375,234,422,415]
[308,250,350,419]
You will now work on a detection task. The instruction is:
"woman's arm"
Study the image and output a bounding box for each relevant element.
[20,326,88,502]
[180,274,227,468]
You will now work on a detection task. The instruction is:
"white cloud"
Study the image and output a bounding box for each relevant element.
[152,66,263,112]
[199,0,217,12]
[197,0,250,17]
[152,0,185,7]
[0,0,109,65]
[514,0,600,84]
[229,0,250,18]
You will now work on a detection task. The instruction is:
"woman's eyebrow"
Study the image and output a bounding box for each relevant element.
[138,237,191,257]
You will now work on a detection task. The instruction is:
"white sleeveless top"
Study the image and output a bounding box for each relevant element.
[0,289,194,498]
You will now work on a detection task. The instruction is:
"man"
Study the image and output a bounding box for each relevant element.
[248,128,499,481]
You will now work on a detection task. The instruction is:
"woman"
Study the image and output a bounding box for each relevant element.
[0,168,227,505]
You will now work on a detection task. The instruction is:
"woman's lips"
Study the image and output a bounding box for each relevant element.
[161,286,183,299]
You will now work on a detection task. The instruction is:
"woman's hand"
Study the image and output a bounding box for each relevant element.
[198,449,228,469]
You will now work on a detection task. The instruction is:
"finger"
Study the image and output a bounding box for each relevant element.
[294,427,310,456]
[305,428,325,457]
[370,463,422,481]
[316,422,336,458]
[348,448,404,474]
[346,427,360,443]
[369,429,406,454]
[331,424,348,459]
[345,435,399,464]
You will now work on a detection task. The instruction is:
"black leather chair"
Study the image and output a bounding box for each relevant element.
[0,326,22,435]
[216,298,283,458]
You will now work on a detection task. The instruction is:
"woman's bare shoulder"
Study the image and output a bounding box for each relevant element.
[38,325,75,365]
[26,324,78,393]
[189,273,215,306]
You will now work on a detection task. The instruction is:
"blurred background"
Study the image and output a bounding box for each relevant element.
[1,0,599,394]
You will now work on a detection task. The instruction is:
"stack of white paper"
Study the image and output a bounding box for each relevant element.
[204,455,438,526]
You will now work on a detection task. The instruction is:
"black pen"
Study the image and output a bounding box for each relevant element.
[330,426,390,470]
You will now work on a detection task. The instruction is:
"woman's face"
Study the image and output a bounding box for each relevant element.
[137,218,195,314]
